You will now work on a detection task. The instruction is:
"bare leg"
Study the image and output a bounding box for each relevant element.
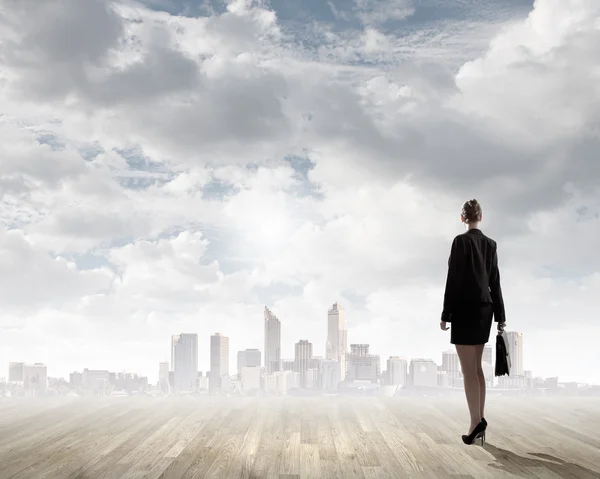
[476,344,486,420]
[456,344,482,434]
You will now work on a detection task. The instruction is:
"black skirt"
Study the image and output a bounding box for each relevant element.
[450,303,494,345]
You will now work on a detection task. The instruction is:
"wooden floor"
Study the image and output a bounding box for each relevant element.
[0,396,599,479]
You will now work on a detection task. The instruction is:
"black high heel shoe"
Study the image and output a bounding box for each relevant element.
[462,421,486,445]
[482,417,487,427]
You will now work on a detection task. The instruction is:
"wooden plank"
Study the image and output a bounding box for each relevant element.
[328,399,366,478]
[158,402,230,479]
[2,402,133,478]
[279,399,302,477]
[248,399,285,479]
[0,396,598,479]
[221,399,269,478]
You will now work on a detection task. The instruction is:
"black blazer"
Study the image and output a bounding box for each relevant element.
[441,229,506,323]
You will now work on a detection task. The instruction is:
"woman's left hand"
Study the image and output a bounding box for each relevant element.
[440,321,449,331]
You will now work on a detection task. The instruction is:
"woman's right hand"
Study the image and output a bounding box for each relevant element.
[497,321,506,332]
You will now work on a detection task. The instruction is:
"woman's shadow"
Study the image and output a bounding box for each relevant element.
[483,443,599,478]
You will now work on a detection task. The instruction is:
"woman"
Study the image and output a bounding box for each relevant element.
[440,199,506,445]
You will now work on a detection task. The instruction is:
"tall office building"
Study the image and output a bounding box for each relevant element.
[282,359,295,371]
[346,344,380,382]
[210,333,230,391]
[69,371,83,387]
[409,359,438,387]
[158,361,169,394]
[197,371,209,390]
[237,349,261,374]
[327,302,347,380]
[8,362,25,382]
[441,349,462,387]
[264,306,281,374]
[386,356,408,386]
[506,331,524,376]
[294,340,313,388]
[171,333,198,391]
[240,366,261,392]
[482,344,494,387]
[441,350,460,375]
[321,360,341,391]
[483,344,493,366]
[24,363,47,392]
[81,369,111,395]
[341,330,348,376]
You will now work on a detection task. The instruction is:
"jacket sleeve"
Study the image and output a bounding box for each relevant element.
[441,237,466,322]
[490,245,506,323]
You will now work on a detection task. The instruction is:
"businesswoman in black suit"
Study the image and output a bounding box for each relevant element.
[440,199,506,445]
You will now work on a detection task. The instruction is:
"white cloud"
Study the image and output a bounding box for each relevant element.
[354,0,415,26]
[1,0,599,385]
[0,229,113,312]
[453,0,600,145]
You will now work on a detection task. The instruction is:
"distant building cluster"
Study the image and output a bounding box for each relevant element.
[8,362,47,393]
[2,306,597,398]
[3,362,148,398]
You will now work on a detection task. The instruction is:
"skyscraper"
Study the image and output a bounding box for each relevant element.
[441,349,462,387]
[327,302,347,380]
[386,356,408,386]
[264,306,281,374]
[409,359,438,387]
[506,331,524,376]
[8,362,25,382]
[483,344,493,366]
[294,340,313,388]
[482,344,494,387]
[441,350,461,375]
[24,363,47,393]
[281,359,295,371]
[237,349,261,374]
[210,333,230,391]
[321,360,341,391]
[158,361,169,394]
[346,344,380,382]
[171,333,198,391]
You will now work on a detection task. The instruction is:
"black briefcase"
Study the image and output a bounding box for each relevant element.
[495,330,511,377]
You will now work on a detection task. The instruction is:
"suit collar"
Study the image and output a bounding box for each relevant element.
[467,228,483,235]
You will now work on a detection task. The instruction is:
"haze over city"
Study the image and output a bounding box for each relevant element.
[1,0,600,389]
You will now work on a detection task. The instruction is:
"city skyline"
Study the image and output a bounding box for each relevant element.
[6,301,580,389]
[1,0,599,387]
[5,321,593,398]
[2,301,588,384]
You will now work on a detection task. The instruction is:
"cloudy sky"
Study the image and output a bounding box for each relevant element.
[1,0,599,384]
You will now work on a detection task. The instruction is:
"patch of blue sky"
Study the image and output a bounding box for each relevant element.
[201,179,240,200]
[194,230,240,268]
[137,0,224,17]
[59,250,113,271]
[114,147,168,173]
[141,0,534,34]
[407,0,533,25]
[253,282,305,305]
[98,235,139,251]
[36,133,65,151]
[116,174,174,190]
[78,143,105,161]
[339,288,368,309]
[112,147,175,190]
[285,155,323,199]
